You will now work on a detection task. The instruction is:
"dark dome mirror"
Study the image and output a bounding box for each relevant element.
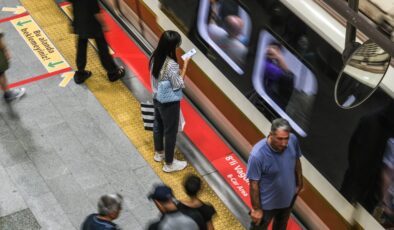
[335,40,391,109]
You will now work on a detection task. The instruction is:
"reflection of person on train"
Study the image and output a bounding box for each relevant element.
[208,0,239,26]
[208,15,247,67]
[380,138,394,228]
[263,42,294,109]
[340,101,394,213]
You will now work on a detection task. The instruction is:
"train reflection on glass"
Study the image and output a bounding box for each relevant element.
[198,0,251,74]
[252,31,317,136]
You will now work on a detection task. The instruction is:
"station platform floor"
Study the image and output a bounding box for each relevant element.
[0,0,249,229]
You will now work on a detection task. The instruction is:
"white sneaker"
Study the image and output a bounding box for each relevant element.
[4,88,26,102]
[154,152,164,162]
[162,159,187,173]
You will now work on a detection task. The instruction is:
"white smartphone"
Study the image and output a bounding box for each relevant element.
[181,48,197,60]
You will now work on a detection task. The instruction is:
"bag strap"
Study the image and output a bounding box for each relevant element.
[159,57,169,81]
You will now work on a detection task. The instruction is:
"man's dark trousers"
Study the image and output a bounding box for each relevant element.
[250,196,296,230]
[76,33,117,74]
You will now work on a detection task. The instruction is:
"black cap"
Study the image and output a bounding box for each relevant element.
[148,184,173,202]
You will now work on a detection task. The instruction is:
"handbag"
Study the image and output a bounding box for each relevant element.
[156,58,183,103]
[0,48,9,73]
[141,101,154,131]
[140,101,186,132]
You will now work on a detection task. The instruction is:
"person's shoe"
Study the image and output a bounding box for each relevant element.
[162,159,187,173]
[108,67,125,82]
[4,88,26,102]
[74,70,92,84]
[154,152,164,162]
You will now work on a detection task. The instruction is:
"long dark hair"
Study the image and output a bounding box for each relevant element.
[149,30,181,78]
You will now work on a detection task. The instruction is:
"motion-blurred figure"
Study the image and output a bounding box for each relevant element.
[147,184,205,230]
[0,31,25,102]
[70,0,125,84]
[380,138,394,228]
[263,42,294,109]
[178,175,216,230]
[210,15,247,66]
[341,102,394,214]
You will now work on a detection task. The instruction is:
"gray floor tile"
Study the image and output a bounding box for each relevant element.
[104,169,148,211]
[114,210,143,230]
[0,166,27,217]
[27,149,69,180]
[46,174,95,228]
[6,161,51,199]
[67,160,108,190]
[27,193,75,230]
[42,122,92,165]
[132,165,162,193]
[130,203,160,230]
[84,184,117,208]
[0,133,29,167]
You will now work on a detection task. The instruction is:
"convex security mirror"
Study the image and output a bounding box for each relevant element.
[335,40,391,109]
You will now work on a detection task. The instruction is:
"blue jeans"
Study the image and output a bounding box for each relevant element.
[153,99,180,164]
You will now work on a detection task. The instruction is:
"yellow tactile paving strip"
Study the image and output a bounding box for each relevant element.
[20,0,245,229]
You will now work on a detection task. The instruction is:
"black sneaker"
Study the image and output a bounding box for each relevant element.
[74,70,92,84]
[4,88,26,102]
[108,67,125,82]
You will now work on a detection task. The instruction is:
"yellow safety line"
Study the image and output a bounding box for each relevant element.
[20,1,245,229]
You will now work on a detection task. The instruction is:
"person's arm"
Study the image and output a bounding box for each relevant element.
[180,58,190,78]
[207,220,214,230]
[381,165,392,207]
[295,158,303,195]
[250,180,263,225]
[95,13,108,32]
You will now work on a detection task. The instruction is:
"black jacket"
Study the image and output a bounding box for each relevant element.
[70,0,103,38]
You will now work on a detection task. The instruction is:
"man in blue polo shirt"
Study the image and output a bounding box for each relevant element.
[247,118,303,230]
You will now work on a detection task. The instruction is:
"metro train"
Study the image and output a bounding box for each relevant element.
[101,0,394,229]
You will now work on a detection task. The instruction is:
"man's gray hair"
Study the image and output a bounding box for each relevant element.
[271,118,291,133]
[98,194,123,216]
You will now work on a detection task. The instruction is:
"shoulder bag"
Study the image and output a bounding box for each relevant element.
[156,58,183,103]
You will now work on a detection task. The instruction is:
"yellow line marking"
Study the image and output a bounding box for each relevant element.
[2,6,26,14]
[11,15,69,72]
[59,71,74,87]
[61,3,115,55]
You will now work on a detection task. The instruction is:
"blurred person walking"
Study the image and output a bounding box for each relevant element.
[149,30,190,173]
[0,31,25,102]
[247,118,303,230]
[81,194,123,230]
[70,0,125,84]
[178,174,216,230]
[147,184,205,230]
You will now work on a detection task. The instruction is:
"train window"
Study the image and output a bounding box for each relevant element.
[197,0,252,75]
[252,31,317,137]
